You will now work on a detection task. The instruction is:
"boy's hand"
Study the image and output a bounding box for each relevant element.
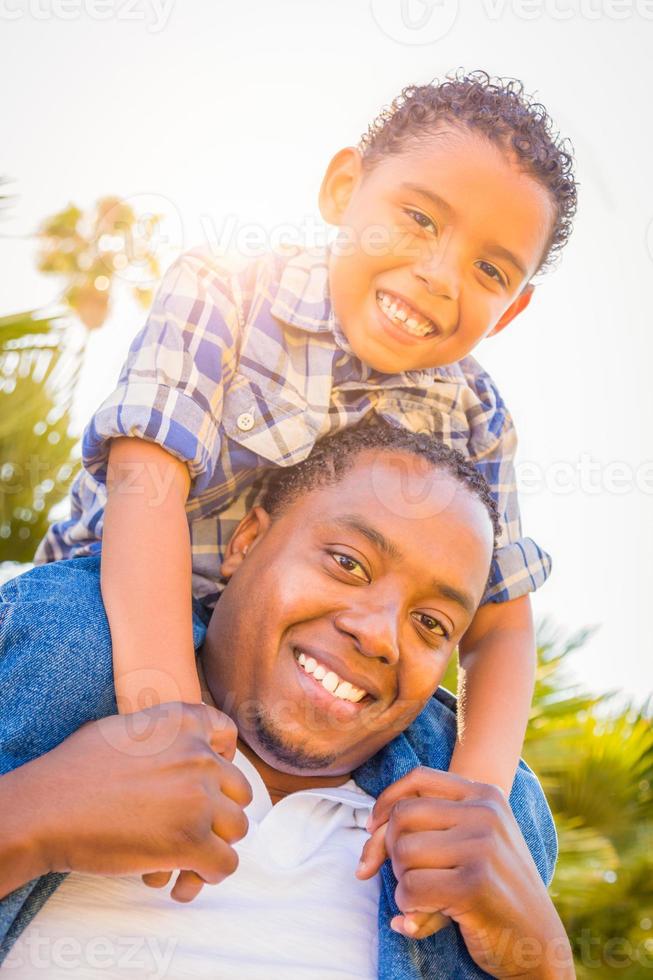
[356,767,572,978]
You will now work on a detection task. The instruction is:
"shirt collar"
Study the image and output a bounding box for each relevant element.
[269,244,466,387]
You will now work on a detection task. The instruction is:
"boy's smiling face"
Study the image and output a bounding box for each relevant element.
[320,127,555,372]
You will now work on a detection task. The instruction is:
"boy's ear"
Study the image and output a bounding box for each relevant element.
[319,147,364,225]
[220,506,271,579]
[487,283,535,337]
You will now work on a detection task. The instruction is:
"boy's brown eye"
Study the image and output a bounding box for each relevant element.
[404,208,437,235]
[476,260,505,286]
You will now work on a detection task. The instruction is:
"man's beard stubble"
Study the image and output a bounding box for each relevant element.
[252,706,339,771]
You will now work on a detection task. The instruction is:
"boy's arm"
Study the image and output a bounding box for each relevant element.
[449,594,536,797]
[102,436,201,709]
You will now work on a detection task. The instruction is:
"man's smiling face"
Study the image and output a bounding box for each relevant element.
[202,449,494,777]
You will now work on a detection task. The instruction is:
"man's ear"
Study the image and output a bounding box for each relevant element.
[318,147,363,225]
[220,506,271,579]
[487,283,535,338]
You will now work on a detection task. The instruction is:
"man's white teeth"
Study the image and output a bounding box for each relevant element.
[377,291,435,337]
[296,651,367,703]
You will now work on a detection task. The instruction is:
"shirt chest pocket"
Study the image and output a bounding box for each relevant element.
[222,370,323,466]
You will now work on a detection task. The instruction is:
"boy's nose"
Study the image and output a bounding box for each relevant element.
[413,235,461,302]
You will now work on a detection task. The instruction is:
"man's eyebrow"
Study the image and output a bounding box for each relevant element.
[334,515,403,561]
[430,578,477,617]
[401,182,529,280]
[327,515,477,616]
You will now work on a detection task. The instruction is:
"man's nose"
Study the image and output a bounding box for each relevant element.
[413,229,461,302]
[333,604,400,667]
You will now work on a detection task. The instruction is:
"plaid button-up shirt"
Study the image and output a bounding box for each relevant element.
[36,245,551,607]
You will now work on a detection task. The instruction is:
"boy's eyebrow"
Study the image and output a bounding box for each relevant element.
[325,514,476,616]
[400,183,456,220]
[482,241,529,280]
[401,182,529,280]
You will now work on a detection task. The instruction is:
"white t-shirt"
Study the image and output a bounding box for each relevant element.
[6,749,381,979]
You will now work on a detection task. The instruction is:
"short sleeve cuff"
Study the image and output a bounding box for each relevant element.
[82,382,220,493]
[482,537,552,605]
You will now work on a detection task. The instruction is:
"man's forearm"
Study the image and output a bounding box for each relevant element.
[0,765,50,898]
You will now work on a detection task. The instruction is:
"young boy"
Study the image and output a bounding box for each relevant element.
[37,69,576,905]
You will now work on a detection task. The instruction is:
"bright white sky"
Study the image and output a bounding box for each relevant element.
[1,0,652,703]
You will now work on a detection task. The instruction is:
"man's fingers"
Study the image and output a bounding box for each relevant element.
[367,767,471,833]
[391,911,452,939]
[192,703,240,762]
[214,756,253,809]
[212,791,250,844]
[170,870,206,903]
[395,867,462,916]
[356,820,389,879]
[386,826,478,880]
[142,871,172,889]
[192,833,240,886]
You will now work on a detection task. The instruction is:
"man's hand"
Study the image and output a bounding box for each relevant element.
[3,702,252,903]
[356,767,574,979]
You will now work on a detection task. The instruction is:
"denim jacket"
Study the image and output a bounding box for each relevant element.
[0,558,557,978]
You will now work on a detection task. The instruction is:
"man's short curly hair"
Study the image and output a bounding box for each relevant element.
[260,418,501,545]
[358,69,578,275]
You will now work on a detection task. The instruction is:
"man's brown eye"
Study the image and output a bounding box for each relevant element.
[415,613,447,638]
[331,553,368,580]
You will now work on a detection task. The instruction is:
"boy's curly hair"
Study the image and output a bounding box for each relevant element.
[358,69,578,275]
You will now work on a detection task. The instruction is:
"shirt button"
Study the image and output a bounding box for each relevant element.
[237,412,255,432]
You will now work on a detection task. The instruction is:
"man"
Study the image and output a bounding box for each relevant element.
[0,422,574,978]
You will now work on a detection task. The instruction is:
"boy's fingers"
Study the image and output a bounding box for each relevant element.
[142,871,172,889]
[356,820,389,879]
[367,767,469,833]
[391,911,452,939]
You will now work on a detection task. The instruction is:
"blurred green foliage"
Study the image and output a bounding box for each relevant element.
[0,187,162,563]
[444,631,653,978]
[0,311,80,562]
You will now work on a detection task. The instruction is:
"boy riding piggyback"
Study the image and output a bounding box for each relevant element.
[39,69,577,907]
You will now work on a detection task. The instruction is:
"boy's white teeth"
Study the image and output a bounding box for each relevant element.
[296,651,367,703]
[377,291,435,337]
